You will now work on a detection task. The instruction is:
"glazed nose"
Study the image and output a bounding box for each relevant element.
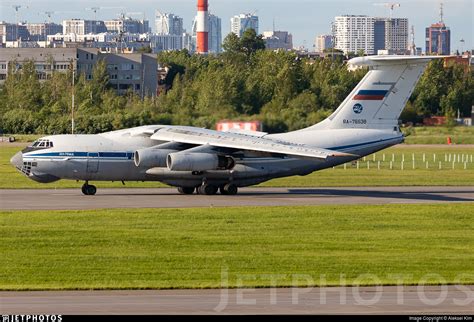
[10,151,23,169]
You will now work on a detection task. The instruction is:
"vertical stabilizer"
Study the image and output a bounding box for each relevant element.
[309,56,439,131]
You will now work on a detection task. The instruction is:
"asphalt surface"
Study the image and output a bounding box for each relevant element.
[1,286,473,315]
[1,186,473,210]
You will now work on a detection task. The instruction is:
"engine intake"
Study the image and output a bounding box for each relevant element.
[167,152,235,172]
[134,148,176,168]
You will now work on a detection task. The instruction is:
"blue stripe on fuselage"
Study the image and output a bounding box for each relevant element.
[25,152,134,159]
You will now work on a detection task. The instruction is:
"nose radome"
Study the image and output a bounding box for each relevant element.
[10,151,23,169]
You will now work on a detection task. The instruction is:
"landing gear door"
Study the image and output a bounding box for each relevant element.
[87,152,99,173]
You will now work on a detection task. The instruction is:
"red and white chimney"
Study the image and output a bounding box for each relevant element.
[196,0,209,54]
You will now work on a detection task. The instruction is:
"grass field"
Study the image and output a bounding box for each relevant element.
[402,126,474,145]
[0,204,473,290]
[1,145,473,189]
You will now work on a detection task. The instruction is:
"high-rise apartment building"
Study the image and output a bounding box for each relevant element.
[333,15,408,55]
[63,19,107,35]
[105,17,150,34]
[374,18,408,54]
[333,15,375,55]
[426,23,450,55]
[155,13,183,35]
[315,34,334,52]
[230,14,258,37]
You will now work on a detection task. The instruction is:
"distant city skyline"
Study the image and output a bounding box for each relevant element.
[0,0,472,52]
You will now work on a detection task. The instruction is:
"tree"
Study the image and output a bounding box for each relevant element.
[240,28,266,57]
[222,32,242,54]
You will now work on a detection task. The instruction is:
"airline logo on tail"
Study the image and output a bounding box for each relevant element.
[353,90,389,101]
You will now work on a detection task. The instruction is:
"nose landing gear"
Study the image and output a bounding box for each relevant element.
[82,182,97,196]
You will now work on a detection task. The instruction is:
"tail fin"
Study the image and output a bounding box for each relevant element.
[310,56,441,131]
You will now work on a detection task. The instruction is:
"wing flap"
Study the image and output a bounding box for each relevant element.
[151,126,356,160]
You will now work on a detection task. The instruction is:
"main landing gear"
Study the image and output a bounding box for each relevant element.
[81,182,97,196]
[177,183,238,196]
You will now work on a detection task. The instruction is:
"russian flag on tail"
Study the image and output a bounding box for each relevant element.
[353,90,389,101]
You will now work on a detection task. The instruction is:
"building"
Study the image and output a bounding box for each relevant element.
[0,48,157,97]
[426,23,450,55]
[315,34,334,52]
[333,15,408,55]
[230,13,259,37]
[1,22,62,44]
[333,15,375,55]
[148,34,186,52]
[192,13,222,53]
[63,19,107,35]
[0,22,29,43]
[374,18,408,54]
[262,31,293,50]
[155,12,183,35]
[104,17,149,34]
[426,3,451,55]
[25,23,63,41]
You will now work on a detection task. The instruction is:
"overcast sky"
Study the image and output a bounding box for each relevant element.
[0,0,472,52]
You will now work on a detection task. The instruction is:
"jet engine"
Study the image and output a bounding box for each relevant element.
[167,152,235,172]
[134,142,189,168]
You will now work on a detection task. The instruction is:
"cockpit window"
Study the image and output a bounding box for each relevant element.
[29,139,53,149]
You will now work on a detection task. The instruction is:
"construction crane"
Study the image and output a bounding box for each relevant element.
[12,5,28,23]
[11,5,29,40]
[42,11,79,23]
[85,6,126,20]
[373,3,401,19]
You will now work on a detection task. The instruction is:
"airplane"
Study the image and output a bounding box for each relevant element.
[10,55,441,196]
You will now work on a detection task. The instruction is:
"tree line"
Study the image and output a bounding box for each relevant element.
[1,30,473,134]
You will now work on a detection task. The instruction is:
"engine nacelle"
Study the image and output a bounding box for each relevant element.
[134,148,176,168]
[167,152,235,172]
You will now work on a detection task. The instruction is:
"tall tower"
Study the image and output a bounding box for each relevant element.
[196,0,209,54]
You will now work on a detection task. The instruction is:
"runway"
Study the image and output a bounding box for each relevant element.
[1,186,473,210]
[1,286,473,315]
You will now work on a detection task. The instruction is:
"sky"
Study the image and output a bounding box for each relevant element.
[0,0,472,52]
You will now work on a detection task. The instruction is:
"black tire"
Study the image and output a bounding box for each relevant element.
[178,187,195,195]
[86,185,97,196]
[81,185,88,195]
[198,184,218,195]
[223,184,238,195]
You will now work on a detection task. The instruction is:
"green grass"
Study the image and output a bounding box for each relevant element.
[1,145,473,189]
[0,205,473,290]
[402,126,474,145]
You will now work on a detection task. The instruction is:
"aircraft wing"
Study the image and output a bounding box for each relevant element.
[150,126,355,160]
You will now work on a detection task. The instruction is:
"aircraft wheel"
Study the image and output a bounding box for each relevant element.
[198,184,218,195]
[220,184,238,196]
[178,187,195,195]
[82,184,97,196]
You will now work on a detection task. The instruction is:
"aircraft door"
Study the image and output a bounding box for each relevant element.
[86,152,99,173]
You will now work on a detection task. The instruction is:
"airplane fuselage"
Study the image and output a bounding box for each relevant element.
[14,127,403,189]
